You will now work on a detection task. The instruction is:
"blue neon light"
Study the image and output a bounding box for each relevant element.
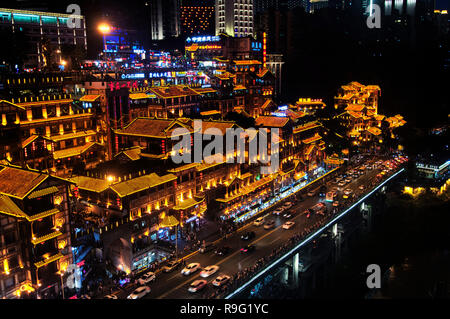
[225,168,405,299]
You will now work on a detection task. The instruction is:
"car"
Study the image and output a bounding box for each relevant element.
[241,231,255,241]
[333,201,339,207]
[104,294,117,299]
[264,220,276,230]
[338,181,346,187]
[212,275,231,287]
[215,246,231,256]
[283,211,293,219]
[181,263,201,275]
[188,280,207,293]
[345,178,352,183]
[241,244,255,253]
[127,286,151,299]
[253,217,265,226]
[282,221,295,230]
[138,271,156,285]
[162,260,181,273]
[344,188,353,195]
[307,190,316,197]
[200,265,219,278]
[272,208,284,215]
[358,185,365,190]
[282,201,293,209]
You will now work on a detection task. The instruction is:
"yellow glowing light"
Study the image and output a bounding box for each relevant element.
[107,175,114,182]
[98,23,111,34]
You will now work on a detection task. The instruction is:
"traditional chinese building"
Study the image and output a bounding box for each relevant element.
[0,164,72,299]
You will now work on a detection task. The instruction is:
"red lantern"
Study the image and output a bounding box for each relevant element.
[73,186,79,198]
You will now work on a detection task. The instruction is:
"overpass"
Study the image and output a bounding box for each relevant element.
[224,168,405,299]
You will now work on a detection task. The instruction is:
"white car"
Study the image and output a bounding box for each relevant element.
[272,208,284,215]
[200,265,219,278]
[344,189,353,195]
[127,286,151,299]
[253,217,265,226]
[212,275,231,287]
[181,263,201,275]
[282,202,293,209]
[188,280,207,293]
[138,271,155,285]
[282,221,295,230]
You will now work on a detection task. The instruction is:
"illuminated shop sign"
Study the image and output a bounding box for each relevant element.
[121,73,145,79]
[278,105,288,111]
[252,42,262,51]
[271,112,287,117]
[186,36,220,43]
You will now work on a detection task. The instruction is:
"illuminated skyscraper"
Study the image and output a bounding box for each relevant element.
[181,0,215,36]
[149,0,181,40]
[215,0,254,37]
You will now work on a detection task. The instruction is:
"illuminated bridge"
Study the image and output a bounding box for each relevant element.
[224,168,405,299]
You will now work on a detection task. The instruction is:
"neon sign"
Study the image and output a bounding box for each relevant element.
[108,81,139,91]
[121,73,145,79]
[186,36,220,43]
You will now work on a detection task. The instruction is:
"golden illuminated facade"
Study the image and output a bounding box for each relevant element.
[181,3,215,35]
[0,165,72,299]
[334,82,406,147]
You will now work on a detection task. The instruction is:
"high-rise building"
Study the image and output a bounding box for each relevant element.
[0,7,87,69]
[215,0,254,37]
[149,0,181,40]
[181,0,215,36]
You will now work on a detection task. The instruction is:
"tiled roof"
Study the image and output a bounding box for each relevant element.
[0,195,27,218]
[367,127,382,136]
[115,118,193,138]
[347,111,363,118]
[201,121,236,135]
[70,176,110,193]
[345,104,365,112]
[49,130,96,142]
[80,95,101,102]
[129,93,150,100]
[0,166,48,199]
[110,173,176,197]
[255,116,290,128]
[149,85,200,99]
[53,142,103,159]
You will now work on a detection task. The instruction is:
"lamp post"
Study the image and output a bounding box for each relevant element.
[59,271,65,299]
[97,23,111,57]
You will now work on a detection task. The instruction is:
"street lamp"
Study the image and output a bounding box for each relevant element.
[98,23,111,55]
[59,271,65,299]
